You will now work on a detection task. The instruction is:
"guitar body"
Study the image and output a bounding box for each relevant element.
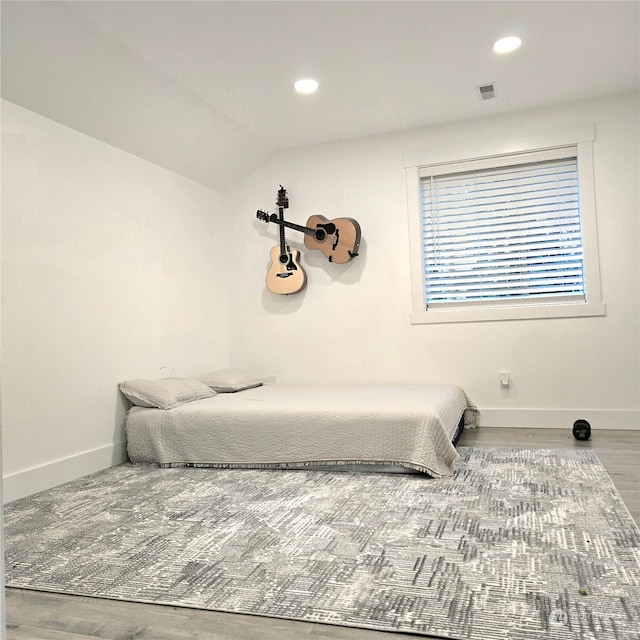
[303,215,361,264]
[265,244,307,295]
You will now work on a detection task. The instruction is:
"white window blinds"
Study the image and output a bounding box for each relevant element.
[419,148,585,308]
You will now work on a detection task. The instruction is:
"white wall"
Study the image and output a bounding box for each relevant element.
[0,116,5,627]
[223,92,639,429]
[1,101,230,500]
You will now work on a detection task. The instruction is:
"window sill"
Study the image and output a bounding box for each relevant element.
[410,300,606,324]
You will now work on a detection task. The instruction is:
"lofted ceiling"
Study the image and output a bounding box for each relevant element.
[2,1,639,192]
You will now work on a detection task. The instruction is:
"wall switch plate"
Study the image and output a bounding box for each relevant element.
[500,371,510,387]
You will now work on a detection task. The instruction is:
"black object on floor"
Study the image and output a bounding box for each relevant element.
[573,419,591,441]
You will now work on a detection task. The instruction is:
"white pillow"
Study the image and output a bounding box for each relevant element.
[198,368,267,393]
[119,377,216,409]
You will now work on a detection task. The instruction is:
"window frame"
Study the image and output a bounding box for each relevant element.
[404,124,606,324]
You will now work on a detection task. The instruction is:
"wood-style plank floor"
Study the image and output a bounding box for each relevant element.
[5,427,639,640]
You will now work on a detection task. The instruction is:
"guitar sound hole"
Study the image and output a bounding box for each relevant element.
[319,222,336,235]
[314,229,327,242]
[279,254,289,265]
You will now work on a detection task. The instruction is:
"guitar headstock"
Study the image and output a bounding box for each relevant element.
[277,185,289,209]
[256,209,279,224]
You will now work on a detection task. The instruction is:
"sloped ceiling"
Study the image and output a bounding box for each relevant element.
[2,1,638,192]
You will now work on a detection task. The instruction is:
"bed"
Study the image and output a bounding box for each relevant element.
[122,372,477,478]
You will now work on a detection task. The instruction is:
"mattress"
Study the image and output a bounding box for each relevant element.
[126,384,477,478]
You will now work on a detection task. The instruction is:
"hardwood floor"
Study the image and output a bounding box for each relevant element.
[5,428,639,640]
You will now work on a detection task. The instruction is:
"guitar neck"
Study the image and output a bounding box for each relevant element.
[256,209,336,244]
[269,214,315,236]
[278,207,287,254]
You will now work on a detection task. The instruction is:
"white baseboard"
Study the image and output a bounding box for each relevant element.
[2,441,128,504]
[477,409,639,430]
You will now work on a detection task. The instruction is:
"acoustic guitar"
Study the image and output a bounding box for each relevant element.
[257,210,361,264]
[265,187,307,295]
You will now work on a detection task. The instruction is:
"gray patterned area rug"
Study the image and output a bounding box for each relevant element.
[4,447,640,640]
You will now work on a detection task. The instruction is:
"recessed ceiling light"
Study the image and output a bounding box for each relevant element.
[294,78,319,94]
[493,36,522,54]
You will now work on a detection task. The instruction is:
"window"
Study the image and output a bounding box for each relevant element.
[422,149,584,307]
[404,125,605,323]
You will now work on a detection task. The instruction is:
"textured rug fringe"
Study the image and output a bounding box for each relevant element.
[158,459,444,476]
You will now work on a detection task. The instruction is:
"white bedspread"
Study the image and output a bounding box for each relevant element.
[126,384,477,477]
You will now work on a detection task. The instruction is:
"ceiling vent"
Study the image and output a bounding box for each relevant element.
[477,82,497,100]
